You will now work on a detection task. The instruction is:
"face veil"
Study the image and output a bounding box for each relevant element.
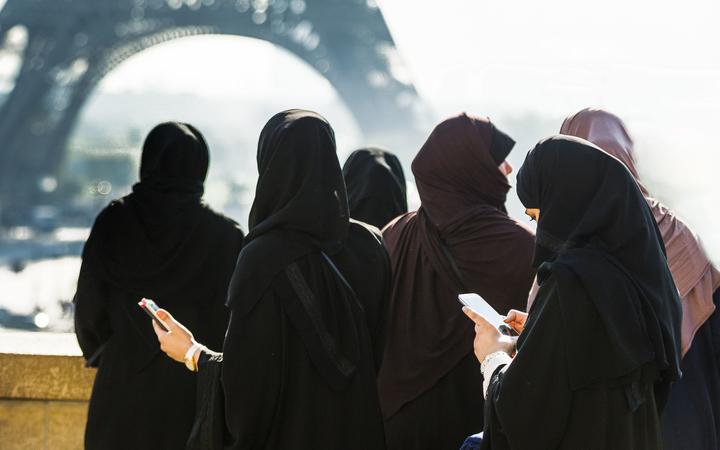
[516,135,682,387]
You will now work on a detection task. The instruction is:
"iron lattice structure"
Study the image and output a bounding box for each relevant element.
[0,0,423,218]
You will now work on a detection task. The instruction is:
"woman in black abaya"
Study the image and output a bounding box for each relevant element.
[152,110,391,450]
[342,148,408,229]
[461,135,682,450]
[74,122,244,450]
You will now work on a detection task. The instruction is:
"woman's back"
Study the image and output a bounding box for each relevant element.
[74,123,244,450]
[217,110,389,450]
[378,114,535,450]
[222,222,389,450]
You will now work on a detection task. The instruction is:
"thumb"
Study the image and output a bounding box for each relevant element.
[154,308,176,332]
[504,311,516,323]
[156,308,171,321]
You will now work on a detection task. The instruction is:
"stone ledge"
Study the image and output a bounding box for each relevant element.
[0,332,95,401]
[0,399,88,450]
[0,332,95,449]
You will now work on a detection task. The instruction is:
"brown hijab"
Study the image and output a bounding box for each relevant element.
[561,107,720,355]
[377,113,536,418]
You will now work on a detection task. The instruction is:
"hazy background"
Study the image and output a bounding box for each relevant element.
[79,0,720,257]
[1,0,718,330]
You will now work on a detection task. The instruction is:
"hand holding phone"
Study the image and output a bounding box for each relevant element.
[138,298,170,332]
[458,293,517,336]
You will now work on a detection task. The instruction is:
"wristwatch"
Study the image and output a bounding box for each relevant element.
[184,342,204,372]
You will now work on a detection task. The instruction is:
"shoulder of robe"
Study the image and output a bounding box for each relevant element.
[92,198,128,227]
[380,211,416,245]
[82,199,130,255]
[197,202,245,238]
[349,218,384,247]
[225,233,312,315]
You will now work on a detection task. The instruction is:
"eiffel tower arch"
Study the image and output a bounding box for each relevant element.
[0,0,424,221]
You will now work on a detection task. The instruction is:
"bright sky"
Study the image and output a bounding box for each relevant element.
[91,0,720,261]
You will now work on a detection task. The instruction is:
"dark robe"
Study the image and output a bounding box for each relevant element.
[194,110,389,450]
[662,289,720,450]
[74,122,244,450]
[478,135,682,450]
[379,113,536,450]
[342,148,408,229]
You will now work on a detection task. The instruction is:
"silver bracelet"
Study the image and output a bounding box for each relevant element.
[481,351,511,374]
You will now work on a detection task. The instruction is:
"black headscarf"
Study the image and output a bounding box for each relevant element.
[138,122,208,193]
[244,109,348,252]
[342,148,408,229]
[516,135,682,389]
[227,110,368,389]
[81,122,242,304]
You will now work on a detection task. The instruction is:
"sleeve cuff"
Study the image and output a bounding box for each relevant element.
[198,348,223,367]
[482,351,513,398]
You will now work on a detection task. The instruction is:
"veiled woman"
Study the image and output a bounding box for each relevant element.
[152,110,391,449]
[379,113,536,450]
[74,122,244,450]
[561,107,720,450]
[342,147,408,229]
[463,135,682,450]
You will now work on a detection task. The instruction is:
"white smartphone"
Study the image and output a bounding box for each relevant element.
[458,293,516,336]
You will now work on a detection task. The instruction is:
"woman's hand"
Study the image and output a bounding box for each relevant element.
[462,307,516,363]
[504,309,528,334]
[151,309,196,363]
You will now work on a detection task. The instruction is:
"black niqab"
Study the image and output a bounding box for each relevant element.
[342,148,408,229]
[488,122,515,166]
[478,136,682,450]
[516,134,682,389]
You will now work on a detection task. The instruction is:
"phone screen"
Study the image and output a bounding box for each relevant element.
[458,293,518,336]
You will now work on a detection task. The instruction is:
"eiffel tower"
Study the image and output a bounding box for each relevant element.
[0,0,423,222]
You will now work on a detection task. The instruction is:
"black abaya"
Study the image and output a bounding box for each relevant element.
[194,110,390,450]
[662,289,720,450]
[478,136,682,450]
[481,254,666,450]
[74,122,244,450]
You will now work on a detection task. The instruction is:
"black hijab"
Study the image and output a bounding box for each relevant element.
[227,110,368,389]
[342,148,408,229]
[244,109,348,251]
[81,122,242,304]
[516,135,682,389]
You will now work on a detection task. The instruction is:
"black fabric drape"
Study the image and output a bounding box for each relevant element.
[74,122,244,450]
[482,262,665,450]
[216,110,388,449]
[516,135,681,387]
[80,122,238,304]
[342,148,408,229]
[662,289,720,450]
[479,135,682,450]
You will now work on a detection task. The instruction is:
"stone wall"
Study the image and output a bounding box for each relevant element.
[0,331,95,450]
